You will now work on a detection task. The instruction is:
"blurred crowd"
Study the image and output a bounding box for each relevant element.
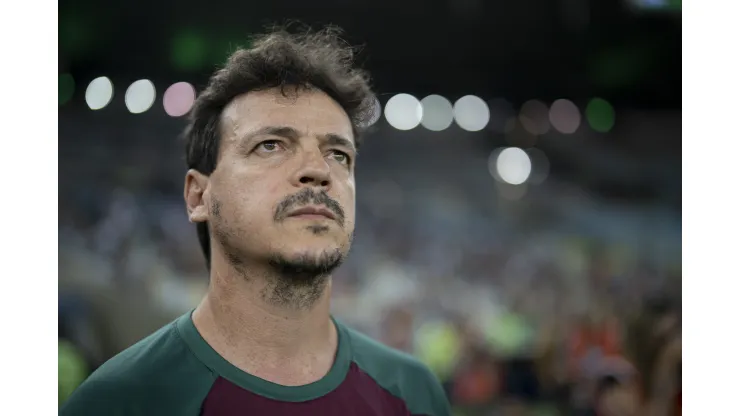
[59,115,681,415]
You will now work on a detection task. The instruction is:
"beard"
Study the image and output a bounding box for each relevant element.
[264,249,345,309]
[209,196,351,310]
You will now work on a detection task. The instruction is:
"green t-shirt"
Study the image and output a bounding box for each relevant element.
[61,312,451,416]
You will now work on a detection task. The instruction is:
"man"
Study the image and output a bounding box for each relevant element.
[60,26,451,416]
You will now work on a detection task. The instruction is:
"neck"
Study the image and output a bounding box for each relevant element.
[192,255,336,378]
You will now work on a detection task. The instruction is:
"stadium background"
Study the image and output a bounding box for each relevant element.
[58,0,681,414]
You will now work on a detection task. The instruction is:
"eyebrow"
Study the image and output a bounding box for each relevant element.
[242,126,300,142]
[322,133,357,154]
[242,125,356,153]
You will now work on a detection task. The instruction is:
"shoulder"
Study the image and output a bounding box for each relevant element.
[61,316,216,416]
[340,321,451,416]
[343,322,427,372]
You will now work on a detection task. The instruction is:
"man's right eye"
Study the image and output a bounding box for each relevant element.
[257,140,282,152]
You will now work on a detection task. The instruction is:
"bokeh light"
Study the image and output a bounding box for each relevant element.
[454,95,490,131]
[586,97,616,132]
[549,99,581,134]
[171,31,208,72]
[366,97,383,128]
[59,73,75,106]
[420,95,454,131]
[488,98,516,133]
[125,80,157,114]
[85,76,114,110]
[526,148,550,184]
[496,147,532,185]
[519,100,550,135]
[163,82,196,117]
[487,148,504,182]
[384,94,423,130]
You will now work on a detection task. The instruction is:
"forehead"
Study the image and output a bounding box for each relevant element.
[220,88,354,144]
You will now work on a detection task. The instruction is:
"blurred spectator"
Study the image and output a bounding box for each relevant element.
[58,340,88,407]
[626,297,682,416]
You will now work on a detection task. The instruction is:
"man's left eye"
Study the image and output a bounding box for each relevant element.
[330,151,350,165]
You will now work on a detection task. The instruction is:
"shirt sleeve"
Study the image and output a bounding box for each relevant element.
[60,376,134,416]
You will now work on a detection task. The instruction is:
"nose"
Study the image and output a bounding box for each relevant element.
[292,149,332,189]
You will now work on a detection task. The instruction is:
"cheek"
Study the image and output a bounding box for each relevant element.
[219,175,278,216]
[338,177,356,203]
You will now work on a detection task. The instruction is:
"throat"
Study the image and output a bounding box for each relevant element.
[191,295,339,386]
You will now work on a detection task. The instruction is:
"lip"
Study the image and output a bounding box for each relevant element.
[286,206,337,221]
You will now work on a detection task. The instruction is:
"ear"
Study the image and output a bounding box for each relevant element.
[184,169,210,223]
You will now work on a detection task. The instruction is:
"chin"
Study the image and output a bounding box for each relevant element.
[275,230,350,264]
[280,238,348,261]
[267,246,347,281]
[268,222,352,265]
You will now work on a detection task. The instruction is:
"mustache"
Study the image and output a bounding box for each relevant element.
[274,188,346,226]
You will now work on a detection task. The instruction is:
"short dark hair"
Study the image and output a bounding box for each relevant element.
[183,25,377,269]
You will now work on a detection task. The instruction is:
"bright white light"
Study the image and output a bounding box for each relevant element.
[384,94,422,130]
[368,97,383,127]
[454,95,490,131]
[163,82,196,117]
[125,79,156,114]
[496,148,532,185]
[420,95,454,131]
[358,97,383,129]
[85,77,114,110]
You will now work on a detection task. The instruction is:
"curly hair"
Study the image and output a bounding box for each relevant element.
[183,25,377,269]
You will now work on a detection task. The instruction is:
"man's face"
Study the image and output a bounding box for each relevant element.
[189,87,356,278]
